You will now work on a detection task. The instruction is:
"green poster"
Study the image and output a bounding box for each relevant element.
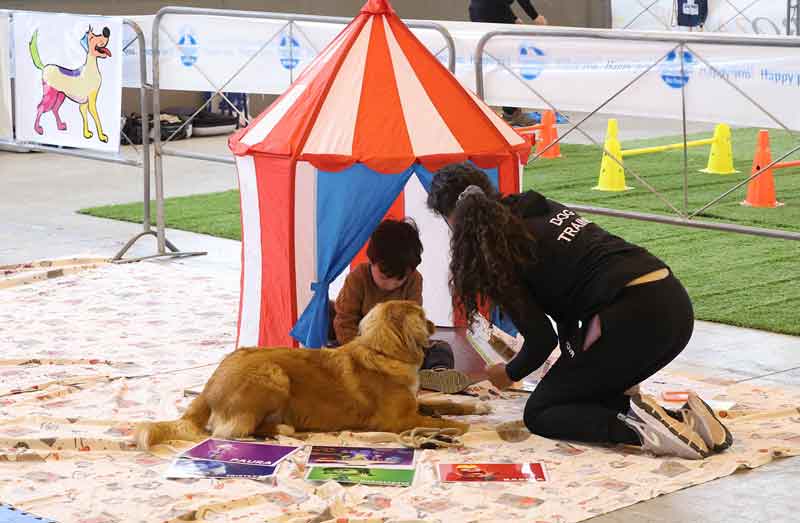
[306,466,415,486]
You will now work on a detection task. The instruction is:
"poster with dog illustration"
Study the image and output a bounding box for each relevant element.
[0,15,12,140]
[13,13,123,152]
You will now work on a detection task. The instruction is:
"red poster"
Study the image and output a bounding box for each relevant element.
[438,463,548,483]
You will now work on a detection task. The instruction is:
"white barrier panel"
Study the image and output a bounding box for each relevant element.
[0,14,12,139]
[119,14,800,131]
[122,14,450,92]
[612,0,791,34]
[479,33,800,130]
[13,13,124,152]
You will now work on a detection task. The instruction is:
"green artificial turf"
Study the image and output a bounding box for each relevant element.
[80,127,800,334]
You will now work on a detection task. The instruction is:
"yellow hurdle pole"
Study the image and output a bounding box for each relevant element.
[622,137,714,157]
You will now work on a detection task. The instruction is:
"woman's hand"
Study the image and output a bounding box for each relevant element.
[533,15,548,26]
[487,363,514,390]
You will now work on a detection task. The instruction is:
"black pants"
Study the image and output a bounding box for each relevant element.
[469,8,517,117]
[422,340,455,370]
[523,274,694,445]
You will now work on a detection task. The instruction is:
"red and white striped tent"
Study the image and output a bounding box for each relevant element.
[228,0,531,348]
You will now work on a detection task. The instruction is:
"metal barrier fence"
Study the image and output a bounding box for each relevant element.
[475,26,800,241]
[149,6,456,254]
[0,12,201,262]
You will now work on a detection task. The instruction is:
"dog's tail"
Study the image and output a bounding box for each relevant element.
[29,30,44,70]
[134,395,211,450]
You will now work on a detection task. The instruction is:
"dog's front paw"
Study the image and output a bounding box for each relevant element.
[83,130,93,139]
[275,424,295,436]
[57,123,67,131]
[34,125,44,135]
[99,133,108,143]
[474,402,493,415]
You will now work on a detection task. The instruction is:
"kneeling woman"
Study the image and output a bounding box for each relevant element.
[427,163,732,459]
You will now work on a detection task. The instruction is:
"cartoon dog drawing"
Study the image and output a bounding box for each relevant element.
[29,26,112,142]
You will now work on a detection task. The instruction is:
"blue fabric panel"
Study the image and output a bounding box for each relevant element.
[291,164,414,347]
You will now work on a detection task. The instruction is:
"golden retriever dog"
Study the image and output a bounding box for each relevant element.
[135,300,486,449]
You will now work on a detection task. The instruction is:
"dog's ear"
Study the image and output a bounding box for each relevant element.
[360,302,403,345]
[359,301,425,365]
[388,301,428,364]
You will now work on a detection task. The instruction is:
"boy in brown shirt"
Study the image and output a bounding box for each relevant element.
[331,219,472,394]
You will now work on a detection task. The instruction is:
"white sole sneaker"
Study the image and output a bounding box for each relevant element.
[418,369,474,394]
[626,394,711,460]
[685,392,733,452]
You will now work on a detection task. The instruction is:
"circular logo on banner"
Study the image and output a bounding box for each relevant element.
[279,34,301,70]
[519,44,546,81]
[177,27,198,68]
[660,50,694,89]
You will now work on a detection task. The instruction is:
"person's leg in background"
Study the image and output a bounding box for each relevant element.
[520,275,716,458]
[326,300,340,348]
[421,339,455,370]
[468,7,538,127]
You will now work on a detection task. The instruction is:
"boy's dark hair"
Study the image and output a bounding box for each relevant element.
[366,218,423,279]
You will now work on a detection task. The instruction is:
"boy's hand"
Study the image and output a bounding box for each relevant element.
[487,363,514,390]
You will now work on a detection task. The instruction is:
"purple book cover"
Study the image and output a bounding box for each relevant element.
[308,445,415,467]
[181,439,299,467]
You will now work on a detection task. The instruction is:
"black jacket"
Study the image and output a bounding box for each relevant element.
[469,0,539,24]
[499,191,666,381]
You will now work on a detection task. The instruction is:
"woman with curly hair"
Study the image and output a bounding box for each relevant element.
[427,163,732,460]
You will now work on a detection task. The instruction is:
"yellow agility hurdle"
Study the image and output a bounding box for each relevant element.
[595,119,739,192]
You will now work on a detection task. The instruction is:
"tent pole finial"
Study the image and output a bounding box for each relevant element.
[361,0,395,15]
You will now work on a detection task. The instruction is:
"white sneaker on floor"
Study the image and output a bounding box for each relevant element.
[678,392,734,452]
[620,393,711,460]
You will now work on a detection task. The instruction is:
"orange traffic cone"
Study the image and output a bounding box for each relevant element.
[535,110,561,159]
[742,130,783,208]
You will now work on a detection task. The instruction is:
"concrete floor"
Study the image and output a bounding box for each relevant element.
[1,125,798,522]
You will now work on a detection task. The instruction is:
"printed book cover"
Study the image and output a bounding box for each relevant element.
[438,463,548,483]
[166,457,277,479]
[305,466,415,487]
[307,445,415,467]
[181,438,299,467]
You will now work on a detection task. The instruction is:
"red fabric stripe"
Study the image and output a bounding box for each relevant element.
[385,16,511,159]
[352,15,415,173]
[232,16,368,158]
[288,159,299,348]
[497,155,521,196]
[350,191,405,269]
[254,155,296,347]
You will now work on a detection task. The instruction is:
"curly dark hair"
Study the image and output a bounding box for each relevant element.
[366,218,423,279]
[427,163,536,323]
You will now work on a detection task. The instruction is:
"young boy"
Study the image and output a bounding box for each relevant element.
[331,218,472,394]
